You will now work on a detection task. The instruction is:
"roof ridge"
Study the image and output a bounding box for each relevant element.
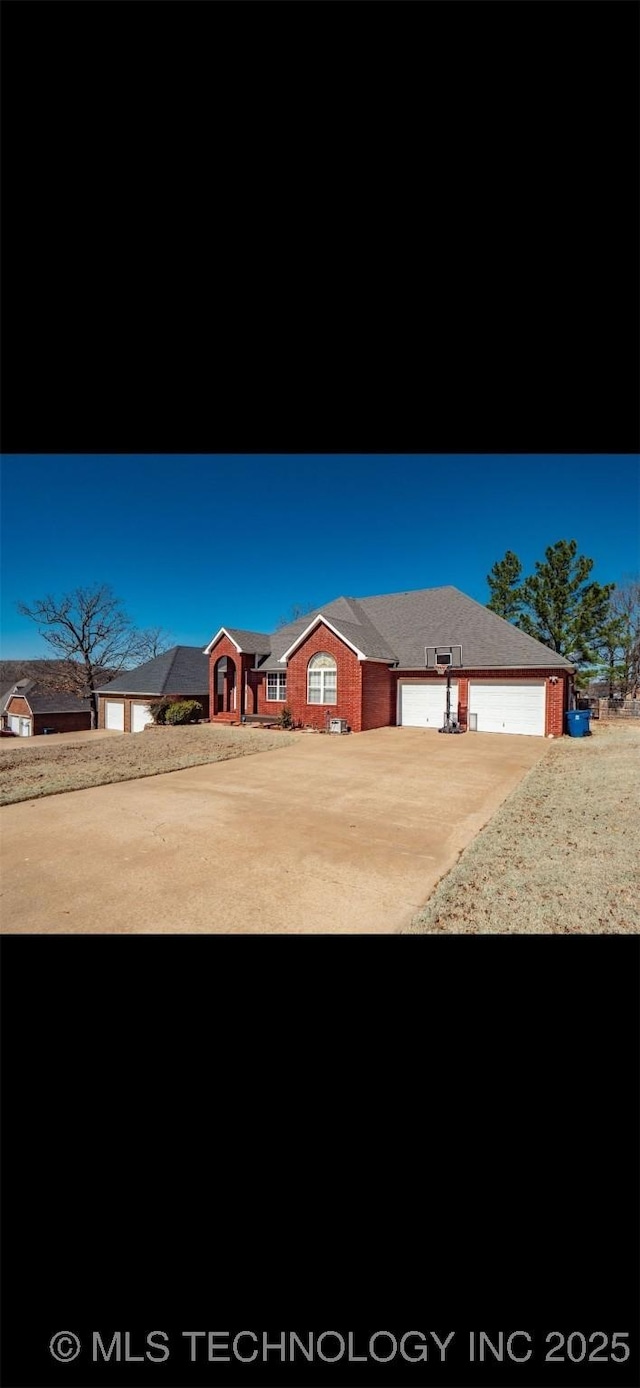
[164,646,181,686]
[356,585,455,603]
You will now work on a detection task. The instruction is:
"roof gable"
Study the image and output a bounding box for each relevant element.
[279,613,369,662]
[204,627,271,656]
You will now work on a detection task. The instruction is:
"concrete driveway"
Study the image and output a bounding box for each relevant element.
[0,728,549,934]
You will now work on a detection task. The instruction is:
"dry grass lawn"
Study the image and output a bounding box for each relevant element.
[0,725,297,805]
[408,723,639,934]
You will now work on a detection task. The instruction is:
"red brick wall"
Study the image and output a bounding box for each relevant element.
[6,696,31,718]
[33,710,92,735]
[261,623,363,730]
[361,662,395,731]
[208,637,255,719]
[544,676,566,738]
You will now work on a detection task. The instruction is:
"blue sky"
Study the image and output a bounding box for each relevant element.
[1,455,638,658]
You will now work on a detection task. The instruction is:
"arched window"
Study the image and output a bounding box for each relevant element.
[307,652,337,705]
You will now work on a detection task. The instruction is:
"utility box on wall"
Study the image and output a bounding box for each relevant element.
[329,718,349,734]
[468,712,478,731]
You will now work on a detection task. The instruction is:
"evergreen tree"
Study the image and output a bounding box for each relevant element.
[486,550,523,621]
[517,540,614,666]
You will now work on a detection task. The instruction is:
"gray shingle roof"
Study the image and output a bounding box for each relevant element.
[5,680,92,714]
[1,683,25,712]
[356,586,573,669]
[255,599,397,670]
[223,628,272,654]
[29,690,92,714]
[254,586,573,671]
[95,646,210,696]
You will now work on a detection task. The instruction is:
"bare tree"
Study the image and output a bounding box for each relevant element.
[17,585,152,728]
[608,576,640,698]
[133,626,175,662]
[274,601,316,631]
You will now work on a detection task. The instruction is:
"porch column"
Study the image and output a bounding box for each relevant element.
[237,654,247,719]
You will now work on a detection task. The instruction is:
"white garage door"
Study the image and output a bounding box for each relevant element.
[131,702,153,733]
[399,681,459,728]
[9,715,21,734]
[469,681,546,736]
[105,700,125,731]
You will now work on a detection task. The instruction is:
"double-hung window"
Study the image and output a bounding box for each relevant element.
[307,652,337,704]
[266,672,287,702]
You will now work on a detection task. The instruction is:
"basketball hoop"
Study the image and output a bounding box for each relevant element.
[435,664,447,678]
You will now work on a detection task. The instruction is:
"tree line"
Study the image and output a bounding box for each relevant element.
[487,540,639,698]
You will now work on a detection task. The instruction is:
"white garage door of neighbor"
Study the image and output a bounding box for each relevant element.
[131,702,153,733]
[105,700,125,731]
[469,681,546,736]
[9,715,21,734]
[399,681,458,728]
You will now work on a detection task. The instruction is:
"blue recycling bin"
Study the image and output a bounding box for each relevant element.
[565,709,591,737]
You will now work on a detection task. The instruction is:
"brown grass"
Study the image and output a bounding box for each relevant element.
[0,725,298,805]
[407,723,639,934]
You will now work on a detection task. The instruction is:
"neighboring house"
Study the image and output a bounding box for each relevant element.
[95,646,210,732]
[1,679,92,737]
[204,586,574,737]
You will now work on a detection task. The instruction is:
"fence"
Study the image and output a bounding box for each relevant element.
[597,697,640,721]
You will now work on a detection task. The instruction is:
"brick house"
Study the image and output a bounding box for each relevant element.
[95,646,210,732]
[204,587,574,737]
[1,679,92,736]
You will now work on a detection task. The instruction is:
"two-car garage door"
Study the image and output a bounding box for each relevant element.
[104,701,153,732]
[469,681,546,736]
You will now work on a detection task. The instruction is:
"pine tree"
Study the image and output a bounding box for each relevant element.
[517,540,614,666]
[486,550,523,621]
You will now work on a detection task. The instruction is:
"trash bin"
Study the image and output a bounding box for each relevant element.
[565,709,591,737]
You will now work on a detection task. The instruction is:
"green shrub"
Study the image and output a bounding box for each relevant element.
[163,700,203,726]
[278,705,295,729]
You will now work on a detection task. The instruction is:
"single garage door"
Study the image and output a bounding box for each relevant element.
[469,680,546,736]
[9,715,21,734]
[399,680,459,728]
[105,700,125,731]
[131,702,153,733]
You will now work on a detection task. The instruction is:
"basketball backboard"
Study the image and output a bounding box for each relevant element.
[425,644,463,669]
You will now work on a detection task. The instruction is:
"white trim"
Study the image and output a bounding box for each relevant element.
[307,652,338,705]
[98,690,168,698]
[204,627,244,656]
[279,614,367,663]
